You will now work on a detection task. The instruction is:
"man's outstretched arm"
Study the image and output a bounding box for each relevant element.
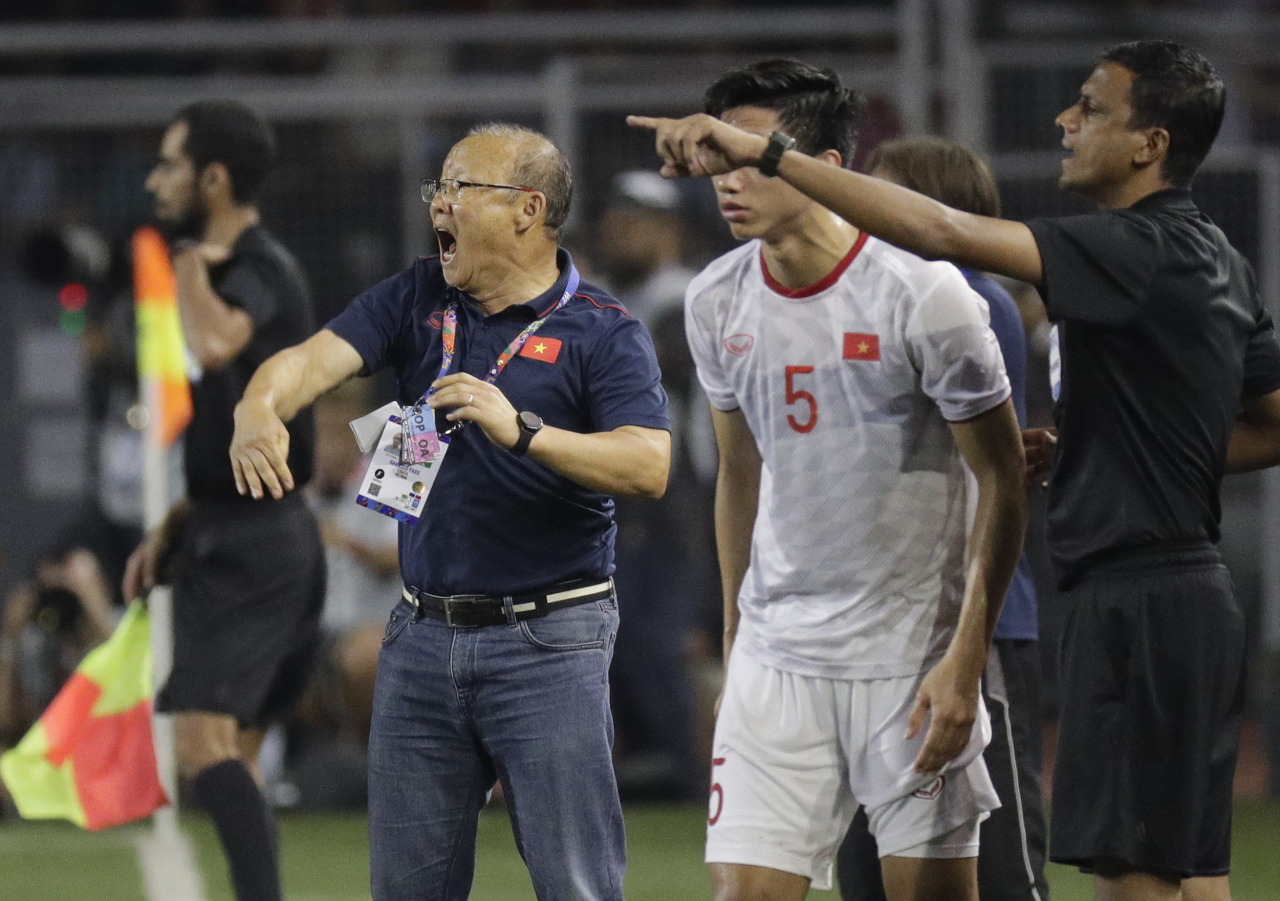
[627,113,1045,286]
[230,328,365,500]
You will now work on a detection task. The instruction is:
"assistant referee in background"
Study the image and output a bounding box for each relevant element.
[123,100,324,901]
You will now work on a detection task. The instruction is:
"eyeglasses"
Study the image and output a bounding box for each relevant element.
[420,178,537,203]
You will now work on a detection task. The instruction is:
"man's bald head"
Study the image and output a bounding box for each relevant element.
[467,123,574,238]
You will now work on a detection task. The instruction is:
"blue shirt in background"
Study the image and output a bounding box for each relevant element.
[963,269,1039,642]
[326,250,670,596]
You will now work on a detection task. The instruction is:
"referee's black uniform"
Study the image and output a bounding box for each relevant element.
[158,225,325,727]
[1027,188,1280,879]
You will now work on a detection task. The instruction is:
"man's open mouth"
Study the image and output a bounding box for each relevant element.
[436,227,458,263]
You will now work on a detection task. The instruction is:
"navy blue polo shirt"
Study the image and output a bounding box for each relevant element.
[963,270,1038,641]
[326,249,670,596]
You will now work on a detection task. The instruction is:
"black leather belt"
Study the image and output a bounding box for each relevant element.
[401,578,613,628]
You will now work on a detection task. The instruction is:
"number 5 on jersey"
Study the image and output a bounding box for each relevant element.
[785,365,817,433]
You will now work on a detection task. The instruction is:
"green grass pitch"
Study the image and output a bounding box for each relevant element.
[2,801,1278,900]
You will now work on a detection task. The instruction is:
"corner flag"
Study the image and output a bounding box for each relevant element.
[1,601,169,830]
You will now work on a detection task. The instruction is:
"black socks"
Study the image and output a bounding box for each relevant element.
[194,759,282,901]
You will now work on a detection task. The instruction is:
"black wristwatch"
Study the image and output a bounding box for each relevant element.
[511,411,543,456]
[758,131,797,178]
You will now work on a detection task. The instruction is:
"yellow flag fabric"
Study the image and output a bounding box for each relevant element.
[133,226,193,447]
[0,602,169,830]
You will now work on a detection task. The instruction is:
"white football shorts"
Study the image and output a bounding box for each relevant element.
[705,645,1000,890]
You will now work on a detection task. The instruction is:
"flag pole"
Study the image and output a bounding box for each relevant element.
[133,226,182,825]
[132,227,206,901]
[140,403,201,898]
[141,401,177,829]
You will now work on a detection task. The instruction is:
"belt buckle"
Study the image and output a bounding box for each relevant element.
[443,595,486,628]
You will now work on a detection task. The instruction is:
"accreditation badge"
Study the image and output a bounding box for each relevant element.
[400,404,441,465]
[354,415,448,524]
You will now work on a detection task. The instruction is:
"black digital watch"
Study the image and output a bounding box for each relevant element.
[758,131,797,178]
[511,410,543,456]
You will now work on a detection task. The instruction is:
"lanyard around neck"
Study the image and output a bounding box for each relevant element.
[420,264,580,406]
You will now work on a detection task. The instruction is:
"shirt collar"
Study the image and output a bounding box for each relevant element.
[1129,186,1196,214]
[461,248,574,322]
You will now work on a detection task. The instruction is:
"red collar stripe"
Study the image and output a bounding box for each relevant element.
[761,231,869,299]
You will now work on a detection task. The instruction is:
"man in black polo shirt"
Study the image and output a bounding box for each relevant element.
[229,123,670,901]
[123,100,324,901]
[631,41,1280,901]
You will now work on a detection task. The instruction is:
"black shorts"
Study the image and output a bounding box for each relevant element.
[1050,561,1245,879]
[158,494,326,728]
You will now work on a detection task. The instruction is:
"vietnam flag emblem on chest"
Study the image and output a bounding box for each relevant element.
[520,336,562,364]
[843,332,880,362]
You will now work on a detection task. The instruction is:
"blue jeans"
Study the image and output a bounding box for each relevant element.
[368,595,625,901]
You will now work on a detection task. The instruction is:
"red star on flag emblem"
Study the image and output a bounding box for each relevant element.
[519,336,562,364]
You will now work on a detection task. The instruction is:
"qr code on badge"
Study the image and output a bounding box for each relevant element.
[367,483,380,496]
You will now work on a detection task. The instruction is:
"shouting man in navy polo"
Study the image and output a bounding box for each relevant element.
[230,123,670,901]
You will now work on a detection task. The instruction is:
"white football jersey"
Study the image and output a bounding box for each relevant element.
[686,235,1011,679]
